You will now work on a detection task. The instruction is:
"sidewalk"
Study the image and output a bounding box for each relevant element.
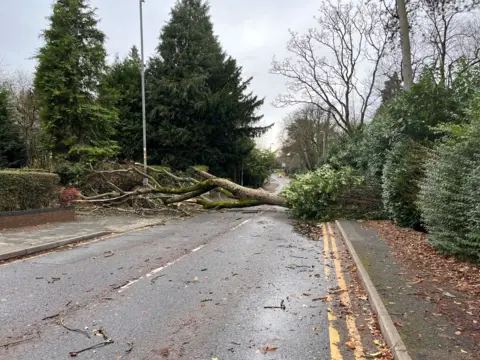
[0,212,178,261]
[337,220,476,360]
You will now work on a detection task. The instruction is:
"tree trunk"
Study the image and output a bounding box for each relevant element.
[76,166,287,210]
[397,0,413,90]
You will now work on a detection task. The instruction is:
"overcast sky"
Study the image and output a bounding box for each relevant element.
[0,0,321,149]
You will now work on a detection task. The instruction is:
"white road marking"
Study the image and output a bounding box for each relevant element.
[118,218,252,293]
[231,218,251,231]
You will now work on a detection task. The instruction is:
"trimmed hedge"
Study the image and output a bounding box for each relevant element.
[0,170,60,212]
[382,140,428,229]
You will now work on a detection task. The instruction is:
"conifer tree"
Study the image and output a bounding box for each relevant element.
[35,0,118,162]
[147,0,270,174]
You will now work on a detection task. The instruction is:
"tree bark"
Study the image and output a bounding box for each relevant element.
[397,0,414,90]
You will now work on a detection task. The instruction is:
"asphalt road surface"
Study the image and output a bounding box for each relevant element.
[0,178,354,360]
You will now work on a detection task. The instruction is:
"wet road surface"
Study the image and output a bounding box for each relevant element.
[1,207,356,359]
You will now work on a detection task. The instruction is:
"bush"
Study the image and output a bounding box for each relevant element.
[418,117,480,262]
[281,165,366,220]
[60,187,80,206]
[0,170,60,211]
[328,69,470,183]
[382,140,428,229]
[55,161,89,186]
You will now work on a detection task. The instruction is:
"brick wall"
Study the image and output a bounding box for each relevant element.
[0,208,75,230]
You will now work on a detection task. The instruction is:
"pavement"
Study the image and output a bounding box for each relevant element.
[0,213,176,261]
[337,220,475,360]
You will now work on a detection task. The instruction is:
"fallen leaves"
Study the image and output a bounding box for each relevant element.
[345,340,356,350]
[256,346,277,354]
[365,220,480,354]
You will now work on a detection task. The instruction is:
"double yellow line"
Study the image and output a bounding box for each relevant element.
[322,223,364,359]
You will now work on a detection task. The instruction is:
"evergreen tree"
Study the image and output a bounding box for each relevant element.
[34,0,118,162]
[147,0,270,174]
[0,86,26,168]
[102,46,143,161]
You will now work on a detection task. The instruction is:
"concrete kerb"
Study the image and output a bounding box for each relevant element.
[0,219,168,262]
[0,231,112,262]
[335,220,412,360]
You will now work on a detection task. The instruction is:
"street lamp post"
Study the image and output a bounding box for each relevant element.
[139,0,148,184]
[319,131,326,160]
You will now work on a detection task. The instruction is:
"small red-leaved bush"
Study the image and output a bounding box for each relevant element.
[60,187,80,207]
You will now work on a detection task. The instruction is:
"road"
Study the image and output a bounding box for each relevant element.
[0,177,355,360]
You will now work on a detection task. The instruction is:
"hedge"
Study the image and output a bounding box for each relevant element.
[418,123,480,262]
[0,170,60,212]
[382,140,428,229]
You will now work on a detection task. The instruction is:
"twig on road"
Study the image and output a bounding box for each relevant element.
[69,339,114,357]
[60,318,90,339]
[264,299,286,310]
[42,313,60,321]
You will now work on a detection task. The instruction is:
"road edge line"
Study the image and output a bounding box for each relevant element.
[335,220,412,360]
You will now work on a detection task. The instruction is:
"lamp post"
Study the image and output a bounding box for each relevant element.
[139,0,148,184]
[319,131,326,159]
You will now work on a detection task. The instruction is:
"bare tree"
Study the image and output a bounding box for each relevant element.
[5,70,42,166]
[271,0,389,135]
[420,0,480,85]
[281,105,338,171]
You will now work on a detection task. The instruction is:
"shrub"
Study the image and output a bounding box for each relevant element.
[281,165,366,220]
[418,116,480,261]
[0,170,60,211]
[60,187,80,207]
[55,161,90,186]
[382,140,428,229]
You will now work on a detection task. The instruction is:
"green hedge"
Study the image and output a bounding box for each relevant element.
[0,170,60,212]
[418,122,480,262]
[382,140,428,229]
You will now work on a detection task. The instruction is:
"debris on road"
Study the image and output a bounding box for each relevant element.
[126,341,133,353]
[150,274,166,284]
[264,299,286,310]
[104,250,114,258]
[69,339,114,357]
[60,318,91,339]
[47,277,60,284]
[42,313,60,321]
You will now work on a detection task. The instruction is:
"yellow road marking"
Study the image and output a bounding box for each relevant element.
[328,222,364,359]
[322,223,343,360]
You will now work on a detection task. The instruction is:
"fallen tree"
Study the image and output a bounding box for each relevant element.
[75,165,287,210]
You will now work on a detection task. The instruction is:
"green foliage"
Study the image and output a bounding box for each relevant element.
[146,0,269,174]
[54,161,89,186]
[0,170,60,211]
[329,70,472,183]
[418,102,480,262]
[281,165,364,220]
[243,149,277,188]
[34,0,118,162]
[382,140,428,229]
[101,46,143,161]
